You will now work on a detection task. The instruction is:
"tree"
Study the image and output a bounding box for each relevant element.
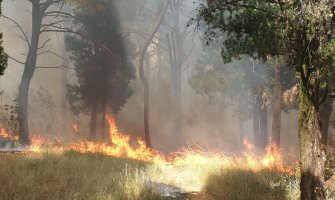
[66,0,135,141]
[0,0,7,75]
[196,1,335,199]
[138,0,170,148]
[2,0,74,145]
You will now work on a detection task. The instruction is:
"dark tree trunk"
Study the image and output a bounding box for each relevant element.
[138,1,169,148]
[101,101,107,142]
[18,2,42,145]
[299,84,326,200]
[259,86,268,151]
[89,103,98,141]
[139,52,151,148]
[319,99,332,154]
[271,62,282,147]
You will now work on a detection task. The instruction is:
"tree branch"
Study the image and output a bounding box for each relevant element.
[8,55,25,65]
[36,65,74,70]
[2,15,31,48]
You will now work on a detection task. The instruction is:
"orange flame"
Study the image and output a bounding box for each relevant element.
[0,128,18,140]
[0,115,296,174]
[67,114,164,162]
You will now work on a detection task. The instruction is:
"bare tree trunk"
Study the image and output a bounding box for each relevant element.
[18,2,42,145]
[258,86,268,151]
[259,106,268,150]
[138,0,170,148]
[169,1,185,148]
[271,61,282,147]
[89,103,98,141]
[252,87,260,148]
[299,83,326,200]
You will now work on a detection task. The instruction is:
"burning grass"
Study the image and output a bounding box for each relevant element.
[0,114,305,199]
[0,150,302,200]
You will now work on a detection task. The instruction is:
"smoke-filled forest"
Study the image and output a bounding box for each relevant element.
[0,0,335,199]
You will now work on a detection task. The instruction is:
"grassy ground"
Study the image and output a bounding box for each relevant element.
[204,169,300,200]
[0,151,162,200]
[3,150,331,200]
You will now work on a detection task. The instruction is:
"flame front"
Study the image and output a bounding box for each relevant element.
[67,114,164,162]
[0,115,296,175]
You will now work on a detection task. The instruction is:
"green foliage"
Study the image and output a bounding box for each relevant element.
[0,0,8,75]
[66,0,135,116]
[196,0,335,90]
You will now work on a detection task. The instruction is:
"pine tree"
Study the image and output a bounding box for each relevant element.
[66,0,135,141]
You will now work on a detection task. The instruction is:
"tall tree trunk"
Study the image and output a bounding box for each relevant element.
[89,102,98,141]
[138,1,170,148]
[238,99,245,150]
[319,98,332,154]
[252,87,260,148]
[101,101,107,142]
[156,35,163,85]
[271,62,282,147]
[259,86,268,151]
[18,3,42,145]
[299,84,326,200]
[170,1,185,148]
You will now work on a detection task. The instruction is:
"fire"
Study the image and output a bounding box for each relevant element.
[243,137,254,152]
[0,115,296,175]
[241,137,293,174]
[0,128,18,140]
[67,115,164,162]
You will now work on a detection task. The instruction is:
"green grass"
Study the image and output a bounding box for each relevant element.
[0,151,162,200]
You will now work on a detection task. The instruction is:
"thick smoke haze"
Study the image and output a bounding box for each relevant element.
[0,0,313,156]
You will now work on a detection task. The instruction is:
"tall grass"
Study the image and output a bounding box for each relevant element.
[204,169,300,200]
[0,151,162,200]
[0,150,317,200]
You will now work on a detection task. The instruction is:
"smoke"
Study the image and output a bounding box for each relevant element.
[0,0,301,157]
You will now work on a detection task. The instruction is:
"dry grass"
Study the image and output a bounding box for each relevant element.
[0,150,306,200]
[148,150,300,200]
[0,151,162,200]
[204,169,300,200]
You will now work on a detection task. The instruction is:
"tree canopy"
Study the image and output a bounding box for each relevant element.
[66,0,135,116]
